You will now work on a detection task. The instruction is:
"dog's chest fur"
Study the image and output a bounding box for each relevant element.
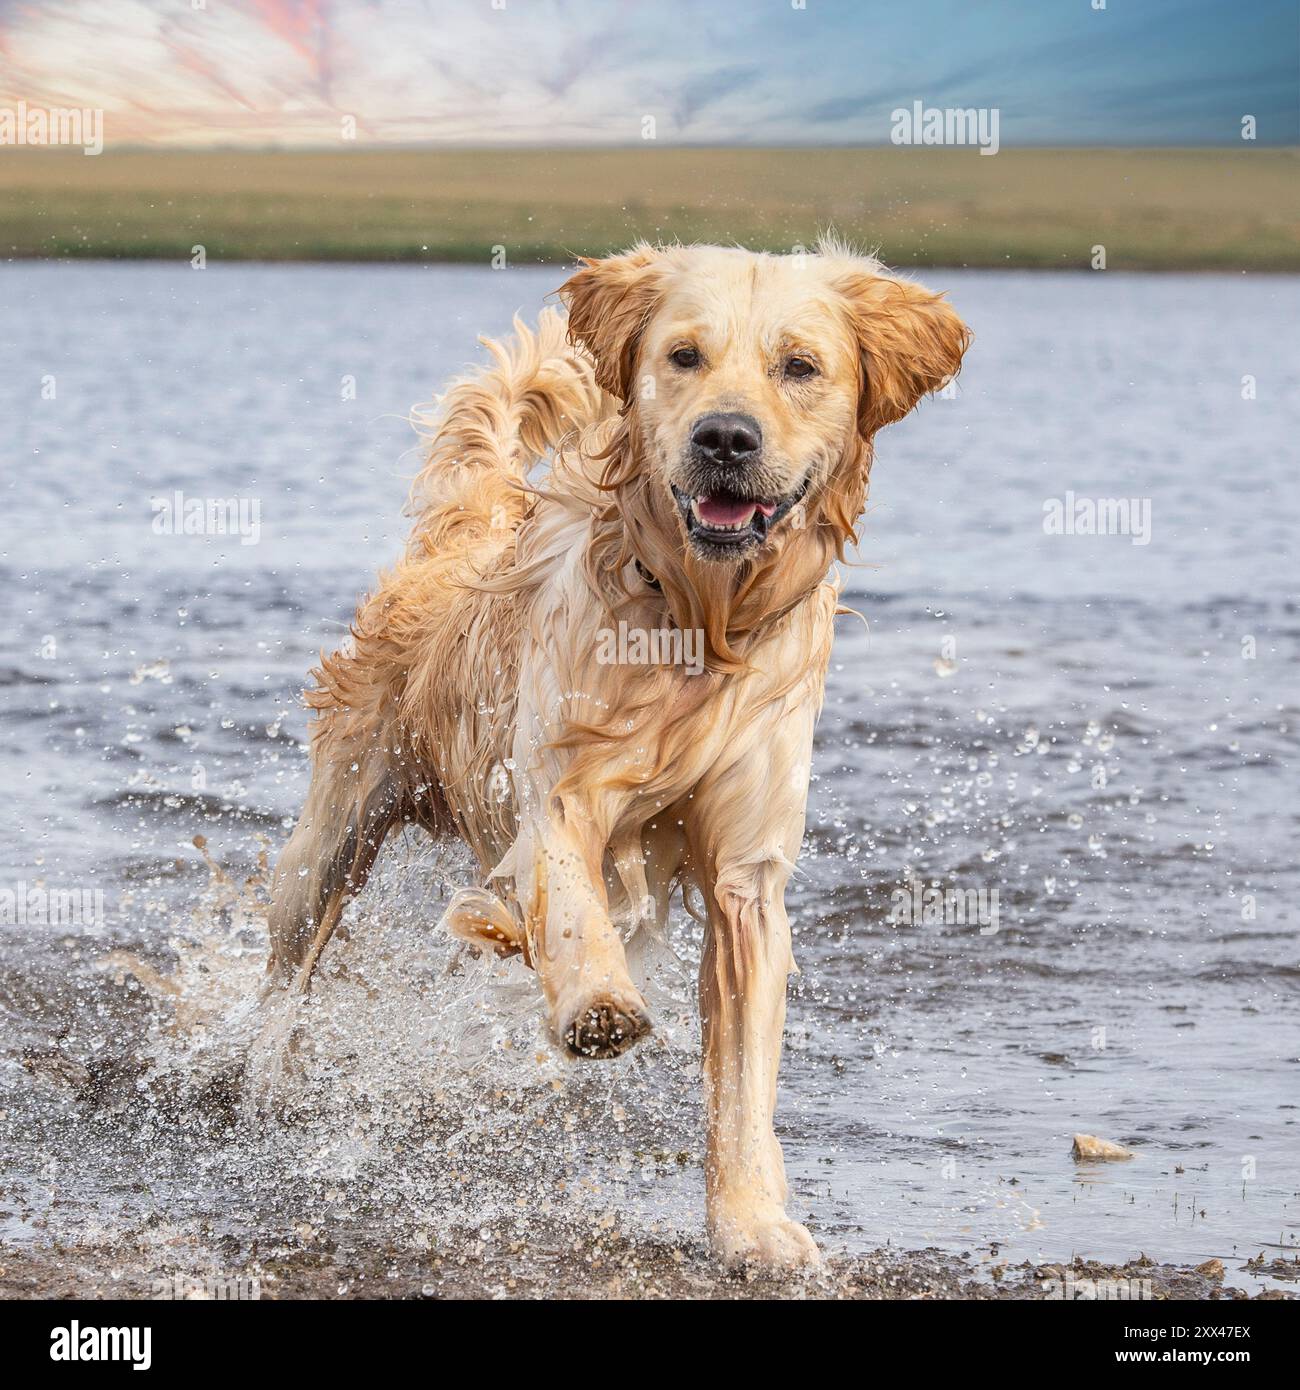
[405,502,837,901]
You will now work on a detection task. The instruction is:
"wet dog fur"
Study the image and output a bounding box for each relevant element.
[267,239,969,1267]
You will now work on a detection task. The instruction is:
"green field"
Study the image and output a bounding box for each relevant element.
[1,146,1297,270]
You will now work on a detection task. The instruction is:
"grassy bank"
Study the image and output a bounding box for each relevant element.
[1,146,1296,270]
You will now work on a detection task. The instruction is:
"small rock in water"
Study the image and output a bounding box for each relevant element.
[1195,1258,1225,1280]
[1071,1133,1133,1161]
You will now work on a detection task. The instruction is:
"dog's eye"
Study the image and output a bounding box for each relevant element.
[784,356,817,380]
[669,346,701,369]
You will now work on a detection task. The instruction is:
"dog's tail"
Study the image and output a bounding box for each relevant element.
[407,307,606,550]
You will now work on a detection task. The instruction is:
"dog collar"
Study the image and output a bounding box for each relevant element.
[635,559,661,592]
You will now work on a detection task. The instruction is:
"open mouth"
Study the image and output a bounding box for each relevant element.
[671,480,808,553]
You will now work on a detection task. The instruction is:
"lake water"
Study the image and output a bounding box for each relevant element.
[1,261,1297,1296]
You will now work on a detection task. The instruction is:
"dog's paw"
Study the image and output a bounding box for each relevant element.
[710,1205,821,1272]
[562,995,653,1059]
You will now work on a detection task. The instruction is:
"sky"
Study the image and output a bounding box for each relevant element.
[0,0,1295,148]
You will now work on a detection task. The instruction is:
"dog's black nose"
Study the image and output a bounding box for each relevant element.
[691,412,762,464]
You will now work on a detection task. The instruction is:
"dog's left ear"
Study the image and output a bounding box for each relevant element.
[559,244,666,401]
[834,268,971,438]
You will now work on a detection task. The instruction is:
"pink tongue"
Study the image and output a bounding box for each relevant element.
[696,495,758,527]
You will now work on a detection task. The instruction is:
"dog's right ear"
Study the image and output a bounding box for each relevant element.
[559,244,666,401]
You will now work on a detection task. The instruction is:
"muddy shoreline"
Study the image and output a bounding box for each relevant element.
[2,1239,1294,1301]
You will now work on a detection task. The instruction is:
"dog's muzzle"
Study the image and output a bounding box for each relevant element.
[671,476,809,555]
[672,412,809,556]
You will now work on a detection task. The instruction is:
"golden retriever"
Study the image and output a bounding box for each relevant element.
[267,239,969,1268]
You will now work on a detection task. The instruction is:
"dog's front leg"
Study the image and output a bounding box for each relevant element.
[516,809,653,1060]
[690,716,820,1270]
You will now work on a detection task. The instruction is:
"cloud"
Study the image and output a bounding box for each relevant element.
[672,64,761,130]
[0,0,1292,147]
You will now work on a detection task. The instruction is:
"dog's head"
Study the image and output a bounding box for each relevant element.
[560,240,970,564]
